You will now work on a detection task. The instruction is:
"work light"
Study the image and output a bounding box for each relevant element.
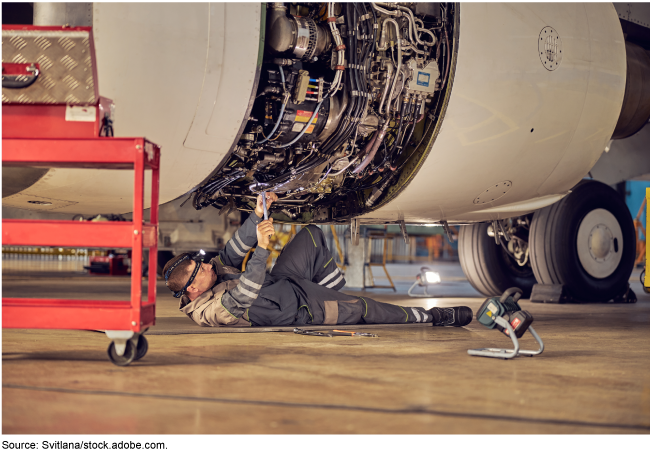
[408,266,441,297]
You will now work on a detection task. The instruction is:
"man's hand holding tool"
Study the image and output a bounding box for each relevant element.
[255,192,277,219]
[255,192,277,250]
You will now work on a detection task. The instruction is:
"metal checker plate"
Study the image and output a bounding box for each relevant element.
[2,30,96,105]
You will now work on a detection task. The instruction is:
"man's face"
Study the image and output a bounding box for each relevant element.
[186,260,217,296]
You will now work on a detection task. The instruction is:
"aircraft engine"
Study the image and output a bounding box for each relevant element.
[3,3,630,226]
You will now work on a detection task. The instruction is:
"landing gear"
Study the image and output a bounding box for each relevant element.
[459,220,537,298]
[529,180,636,302]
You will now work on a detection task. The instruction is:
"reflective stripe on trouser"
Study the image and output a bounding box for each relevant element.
[320,297,432,325]
[271,225,346,290]
[318,266,345,290]
[355,297,431,324]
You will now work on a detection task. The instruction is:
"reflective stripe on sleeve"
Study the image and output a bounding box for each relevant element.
[229,239,247,257]
[234,285,258,300]
[318,267,340,286]
[325,274,344,289]
[235,230,250,252]
[240,275,262,291]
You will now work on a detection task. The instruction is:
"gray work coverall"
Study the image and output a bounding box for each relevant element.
[179,212,433,327]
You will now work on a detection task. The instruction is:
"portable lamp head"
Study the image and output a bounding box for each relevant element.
[419,266,441,285]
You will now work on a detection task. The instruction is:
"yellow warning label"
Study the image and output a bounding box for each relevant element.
[295,110,318,123]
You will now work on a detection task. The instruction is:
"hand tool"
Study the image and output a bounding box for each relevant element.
[261,192,273,239]
[332,329,378,337]
[262,191,269,220]
[293,328,378,338]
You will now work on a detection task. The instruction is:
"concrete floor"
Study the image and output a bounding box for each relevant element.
[2,261,650,434]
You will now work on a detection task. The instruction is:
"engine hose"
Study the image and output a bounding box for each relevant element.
[370,140,390,172]
[391,120,417,169]
[391,99,422,167]
[322,11,373,158]
[358,132,378,161]
[384,99,408,161]
[353,121,389,174]
[365,170,399,207]
[257,65,287,145]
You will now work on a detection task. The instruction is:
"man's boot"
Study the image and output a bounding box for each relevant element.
[428,306,473,327]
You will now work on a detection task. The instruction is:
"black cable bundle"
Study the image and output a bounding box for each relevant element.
[192,170,246,210]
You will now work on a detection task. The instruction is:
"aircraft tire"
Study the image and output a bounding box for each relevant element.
[459,223,537,298]
[529,180,636,302]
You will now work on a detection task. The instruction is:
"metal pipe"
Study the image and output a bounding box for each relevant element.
[372,2,435,47]
[377,61,394,115]
[418,27,437,46]
[383,19,402,118]
[376,16,389,51]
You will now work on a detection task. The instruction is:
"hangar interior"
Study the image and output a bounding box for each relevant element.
[2,2,650,436]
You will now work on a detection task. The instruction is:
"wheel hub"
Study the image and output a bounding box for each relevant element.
[588,224,613,260]
[576,209,623,279]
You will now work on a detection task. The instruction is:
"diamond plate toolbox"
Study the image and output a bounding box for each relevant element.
[2,27,98,105]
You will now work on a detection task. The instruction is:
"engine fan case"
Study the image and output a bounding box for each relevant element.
[359,3,626,224]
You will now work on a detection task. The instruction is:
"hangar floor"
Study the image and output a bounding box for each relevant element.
[2,261,649,434]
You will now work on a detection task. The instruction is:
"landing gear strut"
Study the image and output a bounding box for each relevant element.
[459,218,536,298]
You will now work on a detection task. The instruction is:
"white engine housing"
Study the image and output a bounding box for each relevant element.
[360,2,626,223]
[3,3,626,224]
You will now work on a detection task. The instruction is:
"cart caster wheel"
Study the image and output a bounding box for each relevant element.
[135,335,148,361]
[107,340,136,366]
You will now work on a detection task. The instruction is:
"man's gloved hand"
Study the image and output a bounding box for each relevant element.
[256,219,275,250]
[254,192,278,218]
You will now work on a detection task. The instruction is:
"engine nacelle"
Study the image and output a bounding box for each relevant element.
[1,3,631,226]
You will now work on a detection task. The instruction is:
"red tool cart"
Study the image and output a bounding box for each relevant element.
[2,25,160,366]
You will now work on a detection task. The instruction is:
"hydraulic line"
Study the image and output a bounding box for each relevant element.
[257,65,287,145]
[384,97,409,163]
[378,19,401,116]
[372,2,435,47]
[391,100,422,168]
[353,120,389,174]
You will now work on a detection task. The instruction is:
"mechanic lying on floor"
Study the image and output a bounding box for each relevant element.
[163,193,473,328]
